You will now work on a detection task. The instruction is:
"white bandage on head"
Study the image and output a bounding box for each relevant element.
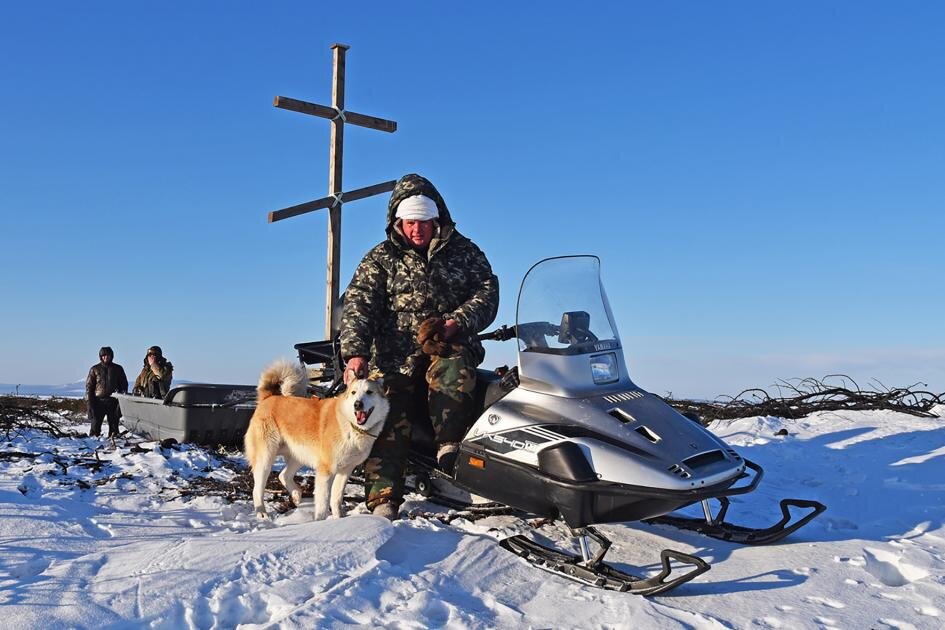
[395,195,439,221]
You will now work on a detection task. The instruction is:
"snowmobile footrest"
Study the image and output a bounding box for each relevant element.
[647,498,826,545]
[498,535,710,596]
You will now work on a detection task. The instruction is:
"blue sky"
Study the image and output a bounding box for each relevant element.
[1,2,943,398]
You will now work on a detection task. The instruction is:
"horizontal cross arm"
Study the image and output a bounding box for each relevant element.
[268,180,397,223]
[274,96,397,133]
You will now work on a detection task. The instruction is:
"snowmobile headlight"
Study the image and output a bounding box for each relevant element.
[590,352,619,384]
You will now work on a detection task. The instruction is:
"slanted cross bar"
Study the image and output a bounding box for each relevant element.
[269,43,397,339]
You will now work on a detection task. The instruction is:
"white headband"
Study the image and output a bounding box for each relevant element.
[395,195,439,221]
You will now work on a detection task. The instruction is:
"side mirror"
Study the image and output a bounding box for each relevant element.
[558,311,591,345]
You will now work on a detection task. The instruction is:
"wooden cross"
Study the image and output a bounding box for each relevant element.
[268,43,398,340]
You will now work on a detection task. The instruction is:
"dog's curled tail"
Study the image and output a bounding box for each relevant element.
[257,358,308,401]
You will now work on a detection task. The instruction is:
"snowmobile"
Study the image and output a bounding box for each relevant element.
[295,255,825,596]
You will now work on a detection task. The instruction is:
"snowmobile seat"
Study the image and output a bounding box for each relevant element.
[473,366,519,414]
[293,338,345,396]
[294,339,341,369]
[293,291,347,388]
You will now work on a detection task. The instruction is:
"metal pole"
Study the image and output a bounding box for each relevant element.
[701,499,715,524]
[577,535,593,565]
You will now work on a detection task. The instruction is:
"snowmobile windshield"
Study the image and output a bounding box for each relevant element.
[515,256,630,396]
[516,256,620,356]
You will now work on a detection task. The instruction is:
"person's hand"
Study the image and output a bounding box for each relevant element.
[443,319,461,340]
[418,317,448,356]
[344,357,367,385]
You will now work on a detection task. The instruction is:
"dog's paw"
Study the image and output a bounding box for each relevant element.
[255,509,270,520]
[290,490,302,506]
[313,510,329,521]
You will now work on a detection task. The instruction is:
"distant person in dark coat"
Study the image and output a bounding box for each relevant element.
[85,346,128,438]
[133,345,173,399]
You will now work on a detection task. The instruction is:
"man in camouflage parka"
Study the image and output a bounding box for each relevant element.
[340,173,499,519]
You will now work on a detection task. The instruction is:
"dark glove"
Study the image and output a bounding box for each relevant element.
[417,317,450,357]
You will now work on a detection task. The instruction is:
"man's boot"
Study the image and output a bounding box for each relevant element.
[372,502,399,521]
[436,443,460,474]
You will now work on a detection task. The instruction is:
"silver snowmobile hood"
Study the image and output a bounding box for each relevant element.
[467,386,743,491]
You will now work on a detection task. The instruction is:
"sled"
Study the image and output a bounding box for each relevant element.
[113,384,256,446]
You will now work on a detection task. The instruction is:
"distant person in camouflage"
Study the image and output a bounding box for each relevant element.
[133,345,174,399]
[340,173,499,520]
[85,346,128,438]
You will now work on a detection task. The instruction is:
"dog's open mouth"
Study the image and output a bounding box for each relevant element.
[355,407,373,425]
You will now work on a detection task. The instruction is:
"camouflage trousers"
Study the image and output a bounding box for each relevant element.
[363,349,478,510]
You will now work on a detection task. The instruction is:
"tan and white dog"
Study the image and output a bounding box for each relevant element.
[244,359,389,520]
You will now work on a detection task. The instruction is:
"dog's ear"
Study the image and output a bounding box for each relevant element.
[363,370,385,392]
[372,375,392,396]
[343,368,361,386]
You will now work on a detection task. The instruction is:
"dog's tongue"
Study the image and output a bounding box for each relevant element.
[356,410,368,425]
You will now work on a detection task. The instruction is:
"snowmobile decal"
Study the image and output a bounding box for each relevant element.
[523,425,567,442]
[601,390,645,404]
[485,433,541,453]
[473,426,558,455]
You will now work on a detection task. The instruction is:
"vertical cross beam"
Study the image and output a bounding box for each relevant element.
[269,44,397,346]
[326,43,348,339]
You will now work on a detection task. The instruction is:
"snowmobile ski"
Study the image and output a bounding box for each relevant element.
[499,526,710,596]
[406,503,520,524]
[646,496,826,545]
[644,459,826,544]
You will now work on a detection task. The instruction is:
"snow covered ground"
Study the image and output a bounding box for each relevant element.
[2,407,944,629]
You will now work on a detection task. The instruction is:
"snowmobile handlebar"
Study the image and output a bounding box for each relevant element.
[477,325,517,342]
[477,322,561,342]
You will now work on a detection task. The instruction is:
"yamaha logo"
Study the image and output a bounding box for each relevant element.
[488,414,500,425]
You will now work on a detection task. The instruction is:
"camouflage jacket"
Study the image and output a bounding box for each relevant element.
[86,361,129,400]
[133,358,174,398]
[340,174,499,377]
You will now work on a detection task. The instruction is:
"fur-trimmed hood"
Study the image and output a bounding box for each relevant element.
[385,174,455,249]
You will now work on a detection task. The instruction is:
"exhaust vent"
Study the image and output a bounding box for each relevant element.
[634,425,661,443]
[608,408,635,423]
[667,464,692,479]
[726,449,742,461]
[602,390,644,404]
[683,450,725,469]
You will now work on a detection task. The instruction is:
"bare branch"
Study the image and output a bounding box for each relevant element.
[665,375,944,424]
